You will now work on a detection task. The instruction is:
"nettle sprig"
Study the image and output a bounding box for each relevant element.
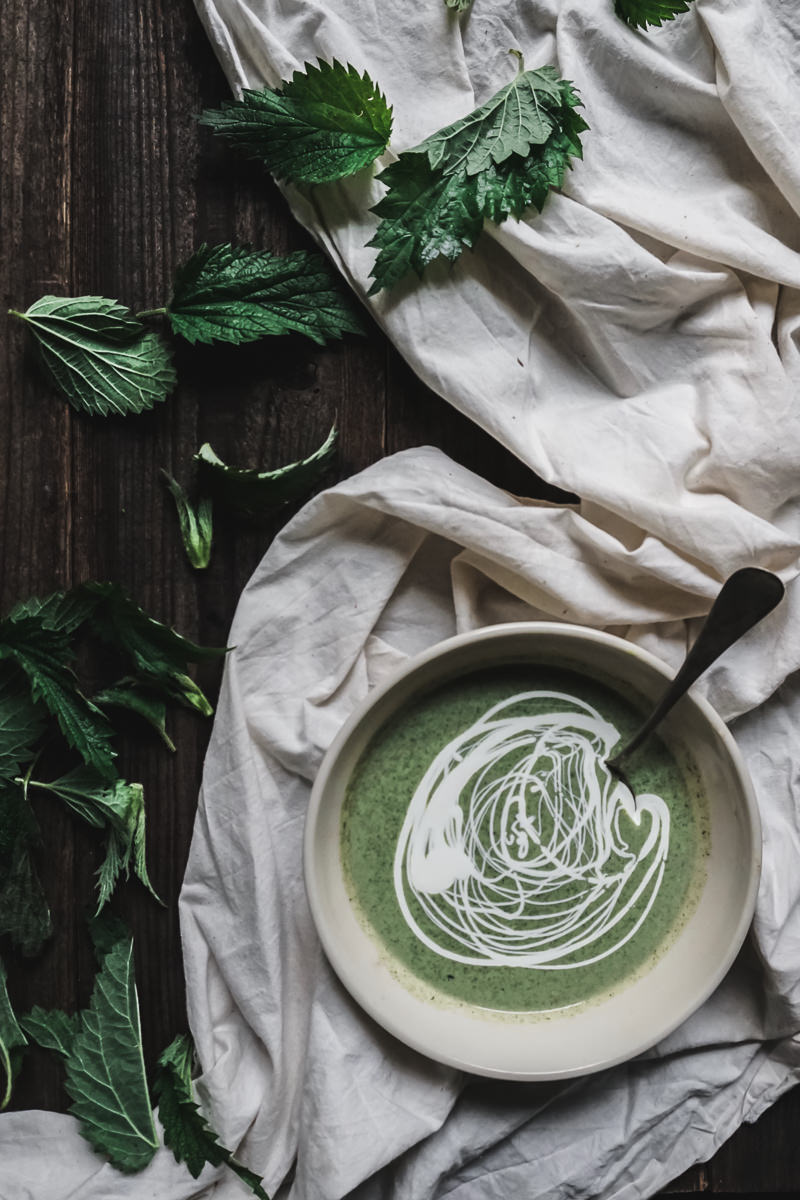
[200,55,588,293]
[3,918,267,1193]
[162,425,338,570]
[9,243,364,416]
[368,56,588,293]
[0,582,225,954]
[0,590,268,1191]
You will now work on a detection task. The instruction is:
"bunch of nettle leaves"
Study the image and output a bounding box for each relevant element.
[2,0,694,1191]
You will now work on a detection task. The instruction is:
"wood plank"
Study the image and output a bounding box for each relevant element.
[711,1085,800,1192]
[663,1166,711,1193]
[1,0,78,1113]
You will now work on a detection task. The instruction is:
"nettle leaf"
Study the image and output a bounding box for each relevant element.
[162,470,213,570]
[0,616,116,777]
[64,921,159,1172]
[7,587,100,635]
[0,783,37,876]
[476,104,588,224]
[421,62,562,177]
[154,1034,268,1198]
[96,780,157,914]
[167,244,364,347]
[200,59,392,184]
[20,1005,79,1059]
[368,62,587,293]
[89,909,130,959]
[0,658,52,956]
[367,157,484,293]
[195,426,337,521]
[94,680,175,751]
[0,662,47,783]
[0,839,52,956]
[26,766,159,913]
[10,296,176,416]
[84,583,225,717]
[0,958,27,1109]
[0,785,52,956]
[0,772,46,922]
[615,0,694,29]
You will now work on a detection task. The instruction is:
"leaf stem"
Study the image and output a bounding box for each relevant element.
[17,751,43,799]
[15,777,48,793]
[0,1041,12,1111]
[135,307,168,320]
[508,48,525,74]
[7,309,26,322]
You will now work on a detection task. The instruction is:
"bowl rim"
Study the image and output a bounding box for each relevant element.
[303,620,762,1080]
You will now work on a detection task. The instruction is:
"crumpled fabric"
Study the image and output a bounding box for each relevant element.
[178,452,800,1200]
[2,1,800,1197]
[194,0,800,615]
[181,0,800,1195]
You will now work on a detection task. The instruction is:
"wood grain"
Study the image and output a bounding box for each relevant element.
[0,1,795,1193]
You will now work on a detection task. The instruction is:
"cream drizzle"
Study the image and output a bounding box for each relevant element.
[393,691,670,969]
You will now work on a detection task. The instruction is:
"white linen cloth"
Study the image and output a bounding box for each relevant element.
[2,1,800,1198]
[183,0,800,1195]
[177,455,800,1200]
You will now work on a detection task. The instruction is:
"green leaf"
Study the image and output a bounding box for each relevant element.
[0,958,27,1109]
[199,59,392,184]
[64,922,159,1172]
[0,662,47,783]
[368,156,485,293]
[88,910,131,960]
[445,0,473,8]
[614,0,693,29]
[7,587,100,635]
[0,776,50,958]
[162,470,214,570]
[26,767,159,912]
[195,426,337,522]
[83,583,225,717]
[94,680,175,751]
[0,783,52,956]
[95,837,126,914]
[0,616,116,776]
[367,63,587,293]
[10,296,176,416]
[0,782,36,876]
[154,1033,269,1198]
[20,1005,79,1059]
[167,244,365,347]
[420,62,563,177]
[0,840,52,956]
[94,775,158,914]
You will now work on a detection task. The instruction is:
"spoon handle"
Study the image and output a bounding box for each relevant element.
[611,567,784,769]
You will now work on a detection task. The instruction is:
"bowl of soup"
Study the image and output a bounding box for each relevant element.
[303,623,760,1079]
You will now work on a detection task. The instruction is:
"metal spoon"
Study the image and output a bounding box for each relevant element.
[607,567,785,787]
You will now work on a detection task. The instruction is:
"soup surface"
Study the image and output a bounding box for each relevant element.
[340,664,709,1013]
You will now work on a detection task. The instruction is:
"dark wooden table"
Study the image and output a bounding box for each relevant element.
[2,2,799,1195]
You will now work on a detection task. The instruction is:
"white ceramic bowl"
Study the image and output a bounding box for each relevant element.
[304,622,761,1080]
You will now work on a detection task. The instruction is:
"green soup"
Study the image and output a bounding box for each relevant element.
[340,665,709,1013]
